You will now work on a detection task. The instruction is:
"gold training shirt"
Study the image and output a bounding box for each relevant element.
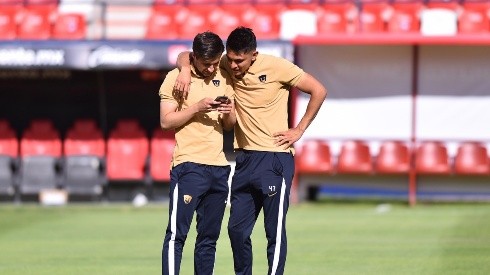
[221,53,305,153]
[159,66,234,167]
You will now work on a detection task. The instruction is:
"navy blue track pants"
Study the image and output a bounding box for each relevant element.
[162,162,231,275]
[228,150,294,275]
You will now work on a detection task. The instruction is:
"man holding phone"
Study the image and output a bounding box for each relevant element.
[158,31,235,275]
[174,27,327,275]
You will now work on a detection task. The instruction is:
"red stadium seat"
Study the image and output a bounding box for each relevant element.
[186,0,219,4]
[359,2,390,32]
[64,119,105,157]
[375,140,410,174]
[17,7,52,40]
[296,140,332,174]
[0,119,18,158]
[243,4,285,39]
[0,119,17,195]
[0,8,17,40]
[150,128,175,182]
[254,0,285,3]
[21,119,61,157]
[220,0,245,3]
[337,140,373,174]
[454,141,490,175]
[214,4,256,39]
[52,13,86,40]
[0,119,19,196]
[24,3,58,18]
[415,141,451,175]
[19,119,62,195]
[106,119,149,181]
[146,5,184,40]
[318,2,359,33]
[458,3,490,33]
[24,1,58,17]
[388,2,423,33]
[63,119,106,196]
[287,0,321,3]
[177,5,222,39]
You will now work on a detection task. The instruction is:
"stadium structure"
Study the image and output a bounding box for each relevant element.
[1,0,490,204]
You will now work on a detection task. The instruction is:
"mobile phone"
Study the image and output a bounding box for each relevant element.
[215,96,229,103]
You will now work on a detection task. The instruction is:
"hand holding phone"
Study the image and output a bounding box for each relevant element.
[211,96,229,108]
[215,96,229,103]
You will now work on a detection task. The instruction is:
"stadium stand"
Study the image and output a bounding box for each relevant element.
[3,0,490,40]
[149,128,175,183]
[415,141,451,175]
[454,141,490,175]
[2,0,490,204]
[0,120,18,196]
[337,140,373,174]
[18,119,62,196]
[62,119,106,198]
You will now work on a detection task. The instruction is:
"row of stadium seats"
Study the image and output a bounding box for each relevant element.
[2,119,489,202]
[0,119,175,198]
[296,139,490,176]
[1,0,489,40]
[0,7,85,39]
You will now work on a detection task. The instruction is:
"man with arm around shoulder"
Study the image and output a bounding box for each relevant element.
[175,27,327,275]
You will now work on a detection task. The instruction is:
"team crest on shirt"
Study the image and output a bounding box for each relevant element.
[183,195,192,204]
[259,74,267,83]
[212,80,220,87]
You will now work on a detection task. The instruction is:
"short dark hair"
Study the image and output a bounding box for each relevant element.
[192,31,224,60]
[226,27,257,54]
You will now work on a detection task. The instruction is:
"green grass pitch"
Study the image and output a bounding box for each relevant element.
[1,201,490,275]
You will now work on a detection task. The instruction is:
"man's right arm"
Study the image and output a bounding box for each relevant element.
[174,51,193,99]
[159,97,219,130]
